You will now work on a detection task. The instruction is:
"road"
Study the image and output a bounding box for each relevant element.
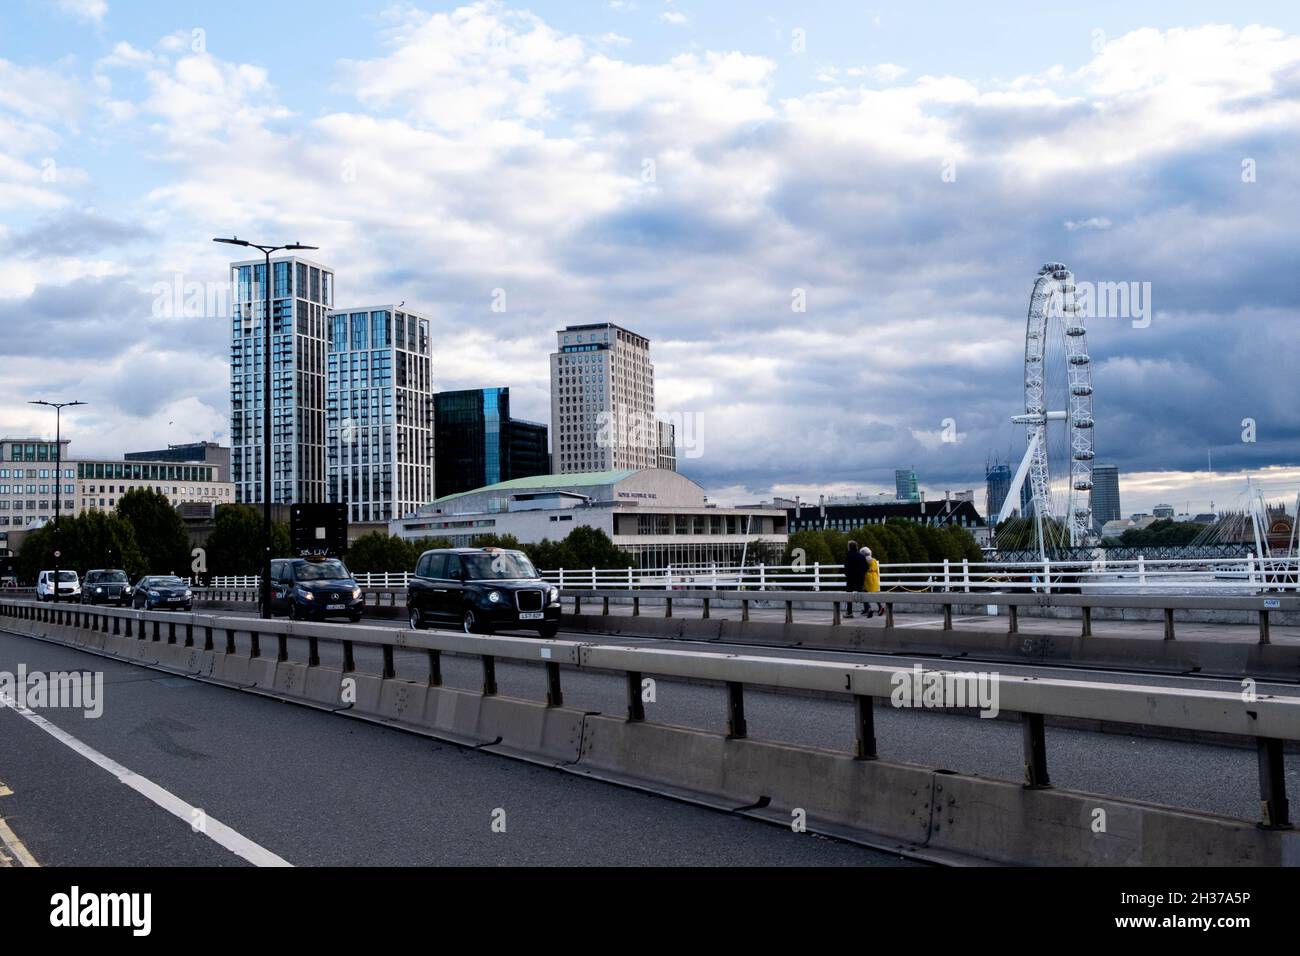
[2,609,1295,866]
[0,630,913,867]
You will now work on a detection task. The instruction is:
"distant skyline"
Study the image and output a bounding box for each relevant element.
[2,1,1298,519]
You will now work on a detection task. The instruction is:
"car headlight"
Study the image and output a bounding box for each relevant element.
[184,589,192,598]
[96,587,104,593]
[148,590,159,598]
[351,587,362,599]
[548,586,559,602]
[301,590,315,601]
[487,591,502,604]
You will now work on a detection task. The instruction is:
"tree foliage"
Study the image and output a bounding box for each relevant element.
[17,511,147,583]
[116,488,191,575]
[201,504,291,578]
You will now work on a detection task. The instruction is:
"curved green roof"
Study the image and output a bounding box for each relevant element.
[432,469,639,505]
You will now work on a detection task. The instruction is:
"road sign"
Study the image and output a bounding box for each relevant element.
[290,503,348,557]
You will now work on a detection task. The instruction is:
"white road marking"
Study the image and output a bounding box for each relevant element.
[0,692,291,867]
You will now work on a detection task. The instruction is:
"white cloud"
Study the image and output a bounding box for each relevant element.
[56,0,107,22]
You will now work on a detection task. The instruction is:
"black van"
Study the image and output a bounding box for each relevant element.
[407,547,560,637]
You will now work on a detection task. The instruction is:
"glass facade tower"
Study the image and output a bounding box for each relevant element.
[229,256,333,506]
[326,305,434,523]
[434,388,550,498]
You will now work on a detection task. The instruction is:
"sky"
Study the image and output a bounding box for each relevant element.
[1,0,1298,518]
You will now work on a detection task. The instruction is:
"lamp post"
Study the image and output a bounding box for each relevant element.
[28,400,86,603]
[213,237,318,619]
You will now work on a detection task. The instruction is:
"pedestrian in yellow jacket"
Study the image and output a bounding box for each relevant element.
[861,547,884,618]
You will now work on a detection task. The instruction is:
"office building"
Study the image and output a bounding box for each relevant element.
[986,463,1012,519]
[1152,503,1175,519]
[433,388,549,499]
[784,497,985,534]
[1091,464,1122,527]
[550,323,657,473]
[76,457,234,513]
[126,441,231,482]
[895,468,920,502]
[326,305,435,523]
[391,468,786,570]
[229,255,334,506]
[0,435,77,530]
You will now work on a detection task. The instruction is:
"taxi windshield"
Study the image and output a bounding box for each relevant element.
[294,559,350,582]
[462,553,538,580]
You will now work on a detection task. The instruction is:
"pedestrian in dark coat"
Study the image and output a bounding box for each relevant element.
[843,540,867,618]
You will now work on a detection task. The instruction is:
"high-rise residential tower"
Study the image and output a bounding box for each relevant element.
[326,305,434,523]
[550,323,657,473]
[229,256,333,505]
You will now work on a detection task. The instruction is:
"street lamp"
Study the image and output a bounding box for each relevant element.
[213,237,318,619]
[28,399,86,603]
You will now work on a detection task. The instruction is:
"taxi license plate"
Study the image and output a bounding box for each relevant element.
[519,611,544,620]
[327,604,346,611]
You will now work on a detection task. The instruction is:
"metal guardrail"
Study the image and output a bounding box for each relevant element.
[561,588,1300,645]
[1,596,1296,830]
[201,555,1300,594]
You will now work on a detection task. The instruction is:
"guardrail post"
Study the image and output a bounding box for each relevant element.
[249,629,261,658]
[962,558,971,592]
[627,567,633,590]
[1259,610,1271,645]
[1043,559,1052,595]
[308,635,319,666]
[853,695,877,760]
[702,597,710,619]
[665,597,672,618]
[633,596,640,616]
[152,620,161,642]
[203,625,213,651]
[427,650,442,686]
[759,563,766,590]
[1163,608,1175,641]
[602,595,610,616]
[1138,554,1146,587]
[726,681,747,739]
[1081,605,1092,637]
[832,601,840,626]
[626,671,645,721]
[885,602,894,627]
[942,602,953,630]
[277,631,288,663]
[591,567,597,589]
[573,593,582,616]
[1007,604,1018,634]
[943,559,951,591]
[481,655,497,695]
[814,562,821,591]
[225,628,236,654]
[342,640,355,673]
[184,623,194,647]
[558,568,565,589]
[784,600,793,624]
[1257,737,1291,829]
[382,644,395,679]
[1022,713,1051,789]
[167,622,177,645]
[742,598,750,622]
[545,662,563,707]
[113,616,120,636]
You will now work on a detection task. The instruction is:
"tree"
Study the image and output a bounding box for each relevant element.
[784,530,834,566]
[116,488,191,575]
[202,504,290,578]
[559,525,633,568]
[347,532,419,574]
[17,512,146,583]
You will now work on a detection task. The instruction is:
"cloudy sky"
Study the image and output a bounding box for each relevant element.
[2,0,1298,517]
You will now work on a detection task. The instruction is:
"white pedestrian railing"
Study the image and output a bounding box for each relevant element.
[204,555,1300,594]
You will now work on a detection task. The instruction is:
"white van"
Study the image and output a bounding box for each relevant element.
[36,570,81,601]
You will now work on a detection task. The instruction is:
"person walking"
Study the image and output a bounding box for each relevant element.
[844,540,867,619]
[862,546,884,618]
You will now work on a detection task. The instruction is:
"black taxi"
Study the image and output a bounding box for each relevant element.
[406,547,560,637]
